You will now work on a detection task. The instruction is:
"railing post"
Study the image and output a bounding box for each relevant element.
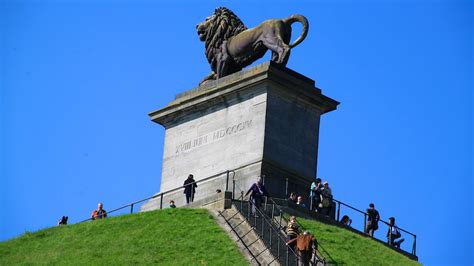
[389,225,393,245]
[130,204,134,214]
[232,179,236,200]
[160,194,163,209]
[246,193,250,220]
[271,204,275,221]
[363,213,367,233]
[269,221,273,249]
[337,201,341,221]
[277,229,281,260]
[279,211,283,230]
[413,235,417,256]
[254,203,257,225]
[264,196,268,211]
[226,170,229,191]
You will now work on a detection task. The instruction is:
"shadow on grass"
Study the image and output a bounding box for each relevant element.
[318,242,344,265]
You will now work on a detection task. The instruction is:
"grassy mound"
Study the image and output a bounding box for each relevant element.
[0,209,248,265]
[298,217,419,266]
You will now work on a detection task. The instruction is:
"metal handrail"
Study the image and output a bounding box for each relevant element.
[233,180,324,265]
[234,192,304,265]
[217,209,261,265]
[257,177,327,264]
[284,177,416,240]
[279,177,418,257]
[79,168,236,223]
[265,196,327,264]
[331,197,417,256]
[332,198,416,237]
[305,190,417,256]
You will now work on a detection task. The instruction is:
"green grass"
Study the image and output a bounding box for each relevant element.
[298,217,420,266]
[0,209,248,265]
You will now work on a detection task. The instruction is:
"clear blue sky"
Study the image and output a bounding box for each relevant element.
[1,0,472,264]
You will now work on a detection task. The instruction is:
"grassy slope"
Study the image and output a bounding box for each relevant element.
[298,217,420,266]
[0,209,248,265]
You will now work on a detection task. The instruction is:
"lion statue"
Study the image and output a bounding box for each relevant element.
[196,7,309,85]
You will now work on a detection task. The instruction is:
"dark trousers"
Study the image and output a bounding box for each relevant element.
[366,222,378,236]
[251,196,262,215]
[287,235,297,252]
[185,192,194,204]
[389,234,404,248]
[311,196,320,212]
[298,250,312,266]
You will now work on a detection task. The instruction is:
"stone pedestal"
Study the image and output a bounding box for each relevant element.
[141,62,338,211]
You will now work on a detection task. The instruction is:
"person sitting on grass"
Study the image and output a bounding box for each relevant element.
[169,200,176,208]
[58,216,68,226]
[387,217,404,248]
[340,215,352,226]
[91,202,107,220]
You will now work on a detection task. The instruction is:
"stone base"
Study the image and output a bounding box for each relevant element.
[143,62,338,209]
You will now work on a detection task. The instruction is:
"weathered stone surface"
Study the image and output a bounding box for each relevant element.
[142,62,338,211]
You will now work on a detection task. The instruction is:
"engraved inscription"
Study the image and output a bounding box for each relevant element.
[175,120,253,154]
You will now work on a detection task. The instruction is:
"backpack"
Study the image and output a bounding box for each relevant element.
[297,235,314,251]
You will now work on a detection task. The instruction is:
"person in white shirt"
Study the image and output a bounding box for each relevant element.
[387,217,404,248]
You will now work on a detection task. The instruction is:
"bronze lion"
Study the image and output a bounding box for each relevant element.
[196,7,309,85]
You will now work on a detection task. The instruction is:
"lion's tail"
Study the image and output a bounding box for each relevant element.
[283,14,309,48]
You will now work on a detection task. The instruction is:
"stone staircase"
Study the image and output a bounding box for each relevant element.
[207,193,325,266]
[233,199,326,266]
[213,206,280,266]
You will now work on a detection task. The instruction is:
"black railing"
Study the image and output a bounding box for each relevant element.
[232,180,325,265]
[217,209,262,265]
[332,198,417,256]
[76,169,416,260]
[79,169,236,223]
[235,193,303,265]
[281,177,417,257]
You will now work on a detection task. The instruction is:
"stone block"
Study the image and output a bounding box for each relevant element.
[142,62,338,211]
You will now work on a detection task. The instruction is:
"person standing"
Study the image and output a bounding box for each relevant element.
[286,216,301,252]
[245,177,269,216]
[91,203,107,220]
[366,203,380,237]
[309,178,322,211]
[183,174,197,204]
[286,231,317,266]
[320,181,333,216]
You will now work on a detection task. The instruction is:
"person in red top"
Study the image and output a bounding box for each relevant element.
[287,231,317,266]
[91,202,107,220]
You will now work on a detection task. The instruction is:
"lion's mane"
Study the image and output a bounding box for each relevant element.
[204,7,247,72]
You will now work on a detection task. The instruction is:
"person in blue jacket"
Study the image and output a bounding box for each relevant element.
[245,176,269,216]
